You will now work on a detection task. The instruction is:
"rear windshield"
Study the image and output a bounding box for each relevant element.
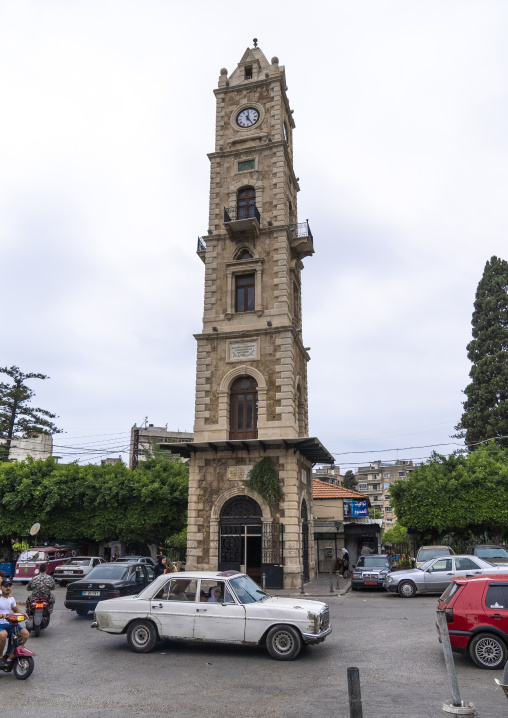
[417,548,452,561]
[439,582,461,605]
[476,548,508,560]
[86,565,129,581]
[62,559,90,566]
[356,557,390,568]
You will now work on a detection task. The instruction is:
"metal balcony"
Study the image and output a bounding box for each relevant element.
[224,205,260,240]
[289,219,314,258]
[197,236,206,264]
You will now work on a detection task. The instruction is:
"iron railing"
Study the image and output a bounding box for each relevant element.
[292,220,313,242]
[224,205,261,224]
[197,236,206,252]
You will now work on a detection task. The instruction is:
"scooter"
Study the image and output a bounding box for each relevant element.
[0,614,35,680]
[26,595,51,636]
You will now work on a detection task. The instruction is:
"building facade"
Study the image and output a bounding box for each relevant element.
[164,45,333,588]
[1,433,53,462]
[356,460,418,529]
[129,424,194,468]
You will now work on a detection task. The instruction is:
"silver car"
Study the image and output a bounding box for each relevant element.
[383,554,506,597]
[53,556,106,586]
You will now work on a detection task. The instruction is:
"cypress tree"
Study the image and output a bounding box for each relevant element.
[454,256,508,448]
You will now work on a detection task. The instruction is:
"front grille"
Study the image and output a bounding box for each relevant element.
[362,573,379,580]
[320,607,330,630]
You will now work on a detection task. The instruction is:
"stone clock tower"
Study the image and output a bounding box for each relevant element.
[165,44,333,589]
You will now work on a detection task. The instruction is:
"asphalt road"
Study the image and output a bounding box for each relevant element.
[1,585,506,718]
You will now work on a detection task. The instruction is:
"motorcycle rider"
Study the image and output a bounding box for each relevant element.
[0,578,29,665]
[26,562,56,613]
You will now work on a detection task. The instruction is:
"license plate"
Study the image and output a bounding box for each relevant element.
[82,591,100,596]
[365,581,377,585]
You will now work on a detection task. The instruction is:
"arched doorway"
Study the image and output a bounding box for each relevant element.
[237,186,256,219]
[301,499,309,582]
[230,376,258,439]
[219,495,262,581]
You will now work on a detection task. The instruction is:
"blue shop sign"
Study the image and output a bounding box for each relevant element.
[343,499,369,517]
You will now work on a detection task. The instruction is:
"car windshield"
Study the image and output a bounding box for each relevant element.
[419,559,435,571]
[18,550,45,562]
[356,557,390,568]
[476,548,508,560]
[418,548,451,561]
[229,575,267,604]
[86,565,129,581]
[62,558,90,566]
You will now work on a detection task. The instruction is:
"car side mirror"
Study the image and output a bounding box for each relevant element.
[426,568,432,573]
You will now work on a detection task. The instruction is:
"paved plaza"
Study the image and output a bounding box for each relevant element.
[1,584,506,717]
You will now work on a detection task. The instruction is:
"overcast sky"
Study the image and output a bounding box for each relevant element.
[1,0,507,468]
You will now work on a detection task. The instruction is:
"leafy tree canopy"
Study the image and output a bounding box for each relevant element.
[390,444,508,539]
[381,523,408,545]
[343,470,357,490]
[0,456,188,546]
[0,366,62,462]
[455,256,508,449]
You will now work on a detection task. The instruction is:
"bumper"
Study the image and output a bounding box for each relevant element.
[64,599,100,612]
[352,579,385,588]
[383,582,399,592]
[301,626,332,645]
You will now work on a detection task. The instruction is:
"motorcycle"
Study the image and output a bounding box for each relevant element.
[0,614,35,680]
[26,595,51,636]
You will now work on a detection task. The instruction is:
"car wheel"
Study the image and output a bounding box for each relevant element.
[398,580,417,598]
[75,609,89,616]
[57,581,65,587]
[266,625,302,661]
[469,632,507,669]
[126,620,158,653]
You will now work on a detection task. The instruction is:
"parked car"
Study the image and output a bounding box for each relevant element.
[383,555,506,597]
[351,555,392,590]
[466,545,508,566]
[64,561,155,615]
[117,556,157,569]
[92,570,331,661]
[13,545,80,583]
[54,557,106,586]
[415,545,454,568]
[437,574,508,669]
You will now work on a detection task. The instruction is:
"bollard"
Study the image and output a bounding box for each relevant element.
[347,666,363,718]
[300,573,305,595]
[336,570,341,589]
[329,571,334,593]
[437,610,476,716]
[262,572,266,591]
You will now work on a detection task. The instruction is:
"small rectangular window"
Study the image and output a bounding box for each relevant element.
[235,273,255,312]
[245,66,252,80]
[238,159,255,172]
[398,472,406,477]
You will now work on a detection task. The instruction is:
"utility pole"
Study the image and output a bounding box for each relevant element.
[131,428,139,469]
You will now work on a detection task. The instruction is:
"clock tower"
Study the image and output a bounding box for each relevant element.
[166,44,333,589]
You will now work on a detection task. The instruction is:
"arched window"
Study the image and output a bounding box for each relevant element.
[237,187,256,220]
[230,376,258,440]
[237,248,253,260]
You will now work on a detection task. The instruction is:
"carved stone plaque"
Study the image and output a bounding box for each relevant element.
[227,465,253,481]
[229,341,257,361]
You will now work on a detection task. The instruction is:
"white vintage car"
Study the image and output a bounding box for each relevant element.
[92,570,331,660]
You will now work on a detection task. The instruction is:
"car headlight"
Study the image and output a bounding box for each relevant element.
[384,576,393,583]
[352,572,362,579]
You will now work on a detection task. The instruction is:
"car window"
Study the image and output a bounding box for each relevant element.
[199,580,229,603]
[146,566,154,582]
[455,558,480,571]
[477,548,508,560]
[439,582,462,605]
[166,579,197,602]
[485,585,508,609]
[230,575,267,604]
[92,558,100,566]
[356,557,390,568]
[431,559,452,572]
[87,565,130,580]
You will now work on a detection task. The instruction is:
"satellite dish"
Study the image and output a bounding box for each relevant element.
[29,523,40,536]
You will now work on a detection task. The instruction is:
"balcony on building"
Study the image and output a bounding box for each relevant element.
[197,236,206,264]
[224,205,260,240]
[289,220,314,258]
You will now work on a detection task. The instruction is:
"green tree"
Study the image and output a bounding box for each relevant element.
[369,508,383,519]
[390,444,508,539]
[382,523,407,545]
[343,470,358,490]
[0,366,62,462]
[454,256,508,449]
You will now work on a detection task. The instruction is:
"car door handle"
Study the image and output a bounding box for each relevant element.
[489,614,503,619]
[446,573,453,575]
[152,603,163,609]
[196,608,207,612]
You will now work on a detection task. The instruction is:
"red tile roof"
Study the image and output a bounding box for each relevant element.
[312,478,368,500]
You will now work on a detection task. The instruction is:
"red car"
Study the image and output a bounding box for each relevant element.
[437,574,508,669]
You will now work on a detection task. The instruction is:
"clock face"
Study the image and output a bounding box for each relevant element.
[237,107,260,128]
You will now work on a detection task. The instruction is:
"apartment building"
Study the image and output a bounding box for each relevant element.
[355,460,418,529]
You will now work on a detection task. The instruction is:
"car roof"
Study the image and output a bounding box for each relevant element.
[469,544,504,549]
[63,556,96,560]
[452,573,508,585]
[154,570,245,580]
[358,554,389,558]
[418,545,453,550]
